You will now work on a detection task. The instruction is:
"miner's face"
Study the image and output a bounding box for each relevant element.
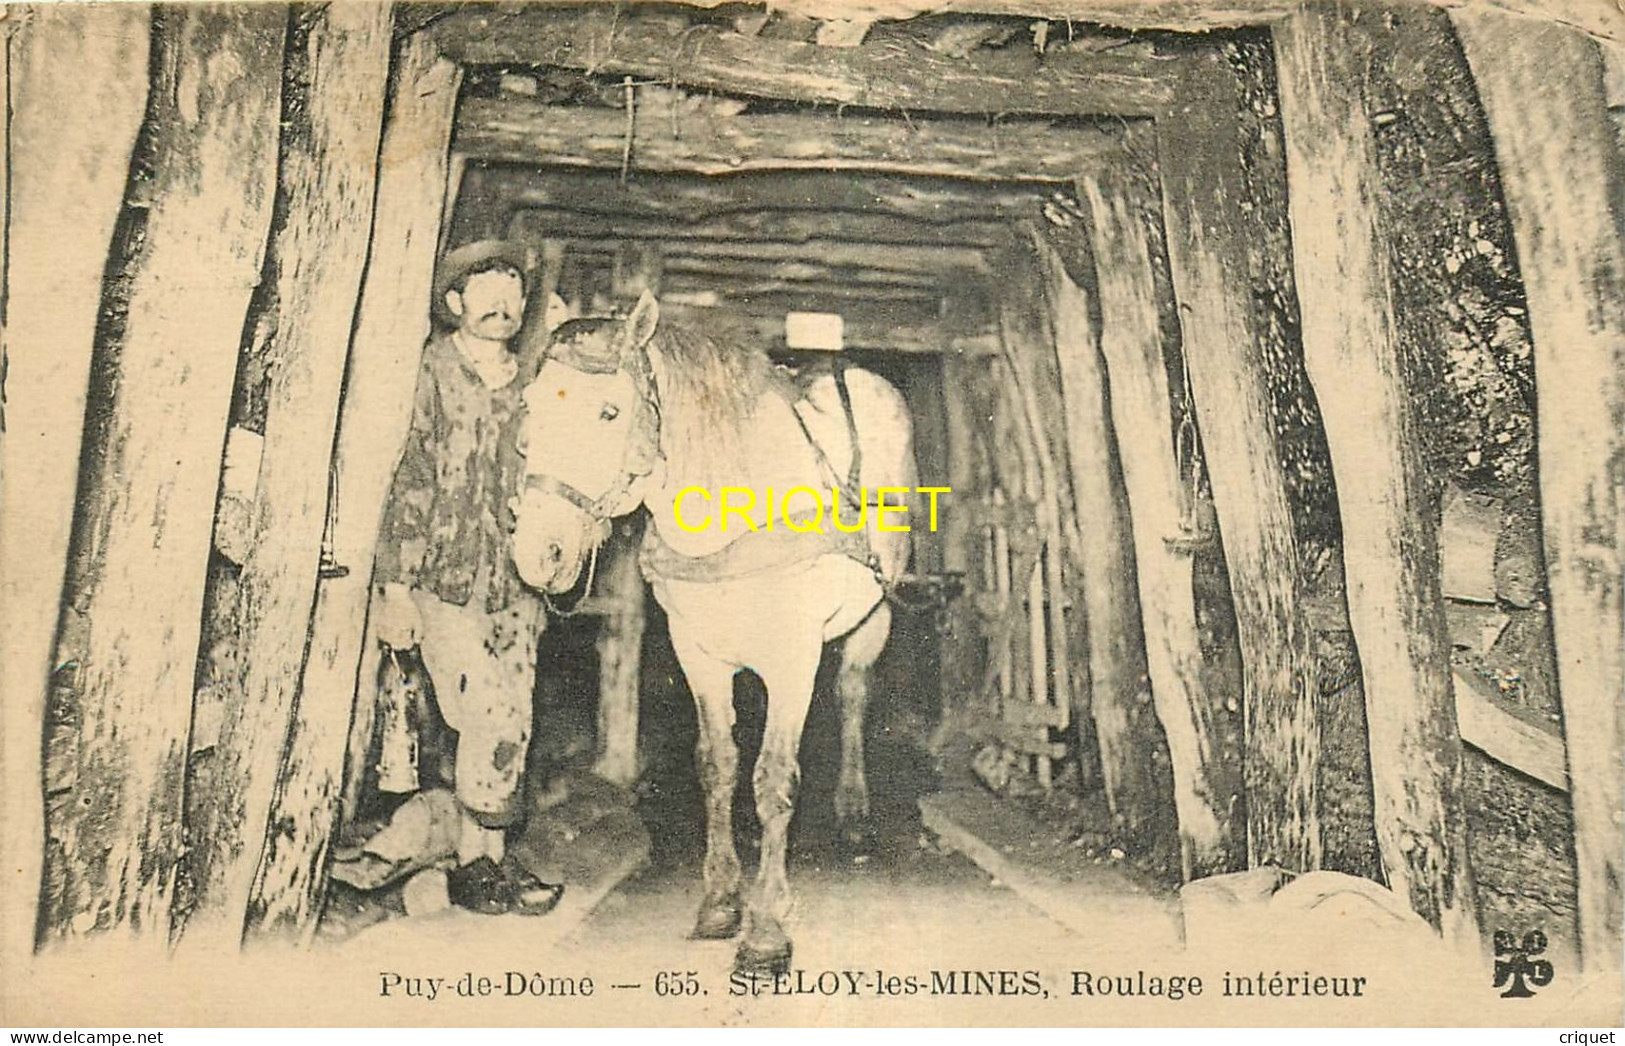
[447,267,526,343]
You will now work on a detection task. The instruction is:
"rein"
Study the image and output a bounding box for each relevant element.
[540,540,601,618]
[520,472,618,618]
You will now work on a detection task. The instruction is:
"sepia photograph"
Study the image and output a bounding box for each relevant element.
[0,0,1620,1030]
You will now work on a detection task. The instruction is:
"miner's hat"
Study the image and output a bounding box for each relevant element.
[432,239,532,328]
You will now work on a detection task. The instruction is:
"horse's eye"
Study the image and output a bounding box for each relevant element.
[600,403,620,422]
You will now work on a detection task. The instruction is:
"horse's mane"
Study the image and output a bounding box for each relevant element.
[647,314,787,486]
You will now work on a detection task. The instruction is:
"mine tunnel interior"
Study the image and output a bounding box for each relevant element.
[17,4,1618,983]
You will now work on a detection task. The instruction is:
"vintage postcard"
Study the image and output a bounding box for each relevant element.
[0,0,1621,1030]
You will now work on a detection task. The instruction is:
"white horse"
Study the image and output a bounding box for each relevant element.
[510,291,916,972]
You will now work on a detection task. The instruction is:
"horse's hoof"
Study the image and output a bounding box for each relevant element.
[734,938,792,977]
[691,893,742,940]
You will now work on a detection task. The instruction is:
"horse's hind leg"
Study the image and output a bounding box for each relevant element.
[835,601,892,829]
[671,631,744,940]
[737,642,821,974]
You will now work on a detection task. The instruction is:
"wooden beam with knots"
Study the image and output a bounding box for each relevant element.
[505,206,1009,249]
[479,166,1057,226]
[454,95,1134,181]
[419,0,1619,46]
[427,5,1177,116]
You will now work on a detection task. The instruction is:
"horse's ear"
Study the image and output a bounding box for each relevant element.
[627,290,660,351]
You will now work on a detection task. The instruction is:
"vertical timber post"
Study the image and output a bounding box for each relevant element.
[184,2,394,945]
[1157,50,1318,876]
[595,242,660,787]
[1454,11,1625,970]
[0,3,149,975]
[1069,170,1235,873]
[936,347,982,751]
[993,237,1077,789]
[1028,223,1170,848]
[40,6,285,943]
[1274,2,1478,941]
[281,35,465,938]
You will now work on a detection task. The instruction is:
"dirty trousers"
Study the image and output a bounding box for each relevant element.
[410,593,542,827]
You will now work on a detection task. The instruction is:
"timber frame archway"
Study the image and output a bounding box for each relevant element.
[0,0,1618,991]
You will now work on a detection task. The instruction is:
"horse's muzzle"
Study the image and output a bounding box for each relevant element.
[516,539,588,597]
[512,524,579,594]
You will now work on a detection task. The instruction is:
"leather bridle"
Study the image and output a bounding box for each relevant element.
[517,350,660,616]
[523,471,616,523]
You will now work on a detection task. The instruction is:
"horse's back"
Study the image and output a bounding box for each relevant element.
[793,366,917,582]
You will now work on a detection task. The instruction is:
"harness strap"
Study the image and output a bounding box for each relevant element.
[833,358,863,499]
[526,472,601,516]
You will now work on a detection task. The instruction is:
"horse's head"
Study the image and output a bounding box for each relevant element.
[512,291,662,593]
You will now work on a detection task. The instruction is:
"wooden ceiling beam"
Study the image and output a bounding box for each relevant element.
[539,239,972,279]
[428,6,1178,116]
[474,166,1053,224]
[661,237,987,272]
[661,276,945,302]
[506,206,1009,249]
[416,0,1617,46]
[660,257,946,289]
[659,300,962,353]
[454,95,1132,180]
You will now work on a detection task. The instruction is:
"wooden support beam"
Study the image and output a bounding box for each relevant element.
[1274,3,1475,939]
[1061,175,1232,870]
[661,276,943,304]
[429,7,1175,116]
[595,245,659,788]
[0,3,149,973]
[1156,53,1317,877]
[268,36,464,938]
[455,96,1130,181]
[594,529,647,787]
[1030,226,1169,840]
[562,0,1621,46]
[1452,669,1568,794]
[499,241,957,291]
[508,207,1008,250]
[1453,10,1625,971]
[650,280,950,324]
[662,257,947,288]
[182,3,393,946]
[660,301,956,353]
[659,238,988,275]
[40,6,285,943]
[486,166,1055,225]
[936,350,983,743]
[1606,42,1625,115]
[991,237,1078,792]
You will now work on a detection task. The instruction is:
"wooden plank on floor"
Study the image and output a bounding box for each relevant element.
[918,788,1181,947]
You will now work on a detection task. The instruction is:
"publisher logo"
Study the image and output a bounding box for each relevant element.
[1492,928,1553,998]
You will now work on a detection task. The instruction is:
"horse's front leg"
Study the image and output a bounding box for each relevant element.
[738,642,821,974]
[670,631,744,940]
[834,601,892,828]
